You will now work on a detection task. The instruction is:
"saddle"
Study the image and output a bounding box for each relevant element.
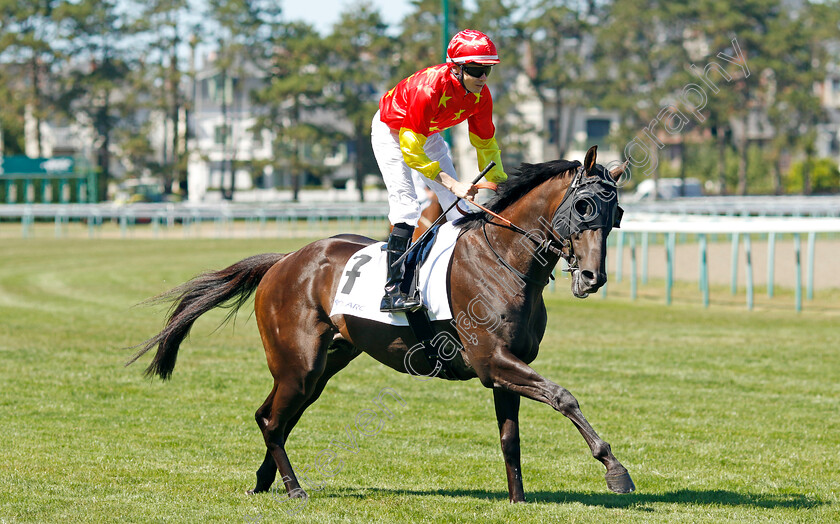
[329,223,461,379]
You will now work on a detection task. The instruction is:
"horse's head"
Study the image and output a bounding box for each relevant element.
[551,146,625,298]
[455,148,624,298]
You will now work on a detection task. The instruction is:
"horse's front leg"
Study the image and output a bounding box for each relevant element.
[493,389,525,502]
[482,351,635,494]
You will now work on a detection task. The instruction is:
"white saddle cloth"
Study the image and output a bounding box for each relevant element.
[329,222,460,326]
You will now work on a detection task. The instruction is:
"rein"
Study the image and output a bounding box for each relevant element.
[470,167,593,288]
[470,165,623,288]
[470,198,567,258]
[481,222,565,287]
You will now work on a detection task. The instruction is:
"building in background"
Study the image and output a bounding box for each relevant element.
[17,48,840,202]
[185,56,271,202]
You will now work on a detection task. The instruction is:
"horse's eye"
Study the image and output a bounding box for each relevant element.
[574,199,596,219]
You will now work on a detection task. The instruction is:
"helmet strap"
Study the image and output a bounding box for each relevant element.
[452,64,468,92]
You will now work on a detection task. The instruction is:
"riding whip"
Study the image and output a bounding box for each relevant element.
[391,161,496,268]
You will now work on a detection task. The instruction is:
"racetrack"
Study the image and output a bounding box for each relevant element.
[611,235,840,290]
[1,237,838,523]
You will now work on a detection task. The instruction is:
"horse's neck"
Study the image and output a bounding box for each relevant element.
[481,180,567,287]
[504,180,562,233]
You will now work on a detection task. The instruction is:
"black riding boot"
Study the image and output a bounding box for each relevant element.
[380,223,423,313]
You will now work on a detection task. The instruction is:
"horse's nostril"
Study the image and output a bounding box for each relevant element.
[580,270,597,284]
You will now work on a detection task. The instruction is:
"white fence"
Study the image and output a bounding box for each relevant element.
[608,214,840,311]
[624,195,840,217]
[3,195,839,238]
[3,200,839,311]
[0,202,392,239]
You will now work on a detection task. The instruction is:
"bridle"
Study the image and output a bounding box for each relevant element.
[477,165,623,288]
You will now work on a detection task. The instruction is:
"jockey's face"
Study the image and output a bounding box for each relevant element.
[460,64,491,94]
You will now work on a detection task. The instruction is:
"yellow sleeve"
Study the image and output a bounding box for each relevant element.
[399,128,441,179]
[469,132,507,183]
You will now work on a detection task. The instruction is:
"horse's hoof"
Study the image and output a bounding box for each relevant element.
[605,467,635,493]
[289,488,308,499]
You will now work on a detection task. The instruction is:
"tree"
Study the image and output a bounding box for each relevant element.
[0,0,61,156]
[465,0,526,165]
[766,0,838,195]
[591,0,832,197]
[54,0,139,201]
[206,0,283,199]
[396,0,467,81]
[109,56,163,182]
[786,157,840,194]
[326,2,397,201]
[251,21,332,201]
[0,67,27,155]
[514,0,598,159]
[593,0,693,195]
[133,0,191,196]
[681,0,835,196]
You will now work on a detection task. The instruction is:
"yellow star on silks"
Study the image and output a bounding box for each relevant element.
[385,87,395,97]
[438,91,452,108]
[451,109,465,121]
[473,92,482,104]
[429,126,441,132]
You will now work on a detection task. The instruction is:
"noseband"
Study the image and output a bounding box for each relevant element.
[481,165,623,287]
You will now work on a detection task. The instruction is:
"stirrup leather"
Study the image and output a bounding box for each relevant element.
[380,226,423,313]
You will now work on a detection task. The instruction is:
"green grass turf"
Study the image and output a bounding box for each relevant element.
[1,238,838,523]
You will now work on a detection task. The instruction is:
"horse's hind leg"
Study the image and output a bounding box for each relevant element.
[483,352,635,494]
[249,339,360,495]
[282,339,360,441]
[249,384,279,494]
[256,352,327,499]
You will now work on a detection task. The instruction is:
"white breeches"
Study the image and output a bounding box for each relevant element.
[371,110,465,227]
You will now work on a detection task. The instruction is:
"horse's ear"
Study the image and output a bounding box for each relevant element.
[584,145,598,173]
[609,161,629,182]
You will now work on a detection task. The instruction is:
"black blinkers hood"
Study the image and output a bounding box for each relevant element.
[551,166,623,239]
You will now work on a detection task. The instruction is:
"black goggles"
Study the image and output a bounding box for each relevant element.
[462,64,492,78]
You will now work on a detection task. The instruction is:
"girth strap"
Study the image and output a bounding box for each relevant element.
[404,308,458,380]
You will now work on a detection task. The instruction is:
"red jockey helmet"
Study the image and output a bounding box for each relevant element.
[446,29,500,65]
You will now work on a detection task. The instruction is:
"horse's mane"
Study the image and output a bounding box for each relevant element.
[456,159,581,230]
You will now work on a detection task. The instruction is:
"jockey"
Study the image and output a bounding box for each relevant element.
[373,29,508,313]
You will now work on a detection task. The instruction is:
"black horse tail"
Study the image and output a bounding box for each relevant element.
[127,253,287,380]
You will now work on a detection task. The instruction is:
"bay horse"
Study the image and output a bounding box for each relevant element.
[129,146,635,502]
